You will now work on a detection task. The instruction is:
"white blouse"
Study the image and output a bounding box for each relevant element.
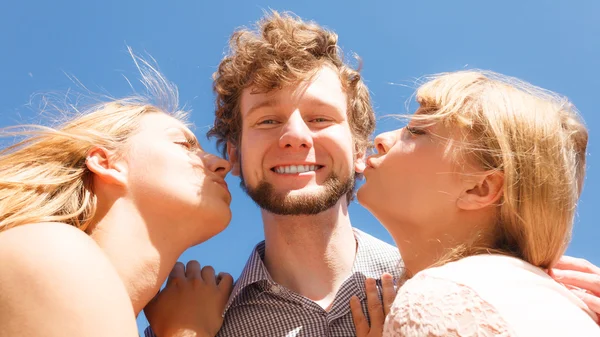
[383,254,599,336]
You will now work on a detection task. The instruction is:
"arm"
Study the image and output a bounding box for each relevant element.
[143,260,233,337]
[551,256,600,323]
[0,223,138,337]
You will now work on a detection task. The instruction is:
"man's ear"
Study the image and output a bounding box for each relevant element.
[456,170,504,211]
[354,147,367,174]
[85,147,128,187]
[226,142,241,177]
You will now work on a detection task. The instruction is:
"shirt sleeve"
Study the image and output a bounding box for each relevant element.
[383,273,515,337]
[143,327,157,337]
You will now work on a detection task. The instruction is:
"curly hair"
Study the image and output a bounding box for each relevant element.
[208,11,375,163]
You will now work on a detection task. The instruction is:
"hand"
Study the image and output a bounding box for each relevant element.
[144,260,234,337]
[550,256,600,323]
[350,273,396,337]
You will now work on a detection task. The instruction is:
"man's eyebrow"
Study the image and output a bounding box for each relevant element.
[245,98,281,117]
[304,99,340,111]
[245,96,343,117]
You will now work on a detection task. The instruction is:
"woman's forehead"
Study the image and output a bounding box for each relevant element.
[138,113,188,132]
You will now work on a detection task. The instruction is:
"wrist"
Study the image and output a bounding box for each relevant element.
[163,329,212,337]
[166,329,215,337]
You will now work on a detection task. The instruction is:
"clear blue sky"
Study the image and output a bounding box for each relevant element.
[2,0,598,334]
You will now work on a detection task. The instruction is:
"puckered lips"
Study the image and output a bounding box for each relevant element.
[211,178,231,201]
[365,156,380,170]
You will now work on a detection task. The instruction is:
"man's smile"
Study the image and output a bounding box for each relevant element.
[271,164,324,174]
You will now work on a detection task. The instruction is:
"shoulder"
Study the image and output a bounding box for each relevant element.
[421,254,540,286]
[385,273,515,336]
[0,222,103,263]
[0,222,137,336]
[0,221,128,297]
[0,222,109,274]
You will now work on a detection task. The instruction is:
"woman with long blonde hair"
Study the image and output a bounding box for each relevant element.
[351,70,600,336]
[0,55,233,337]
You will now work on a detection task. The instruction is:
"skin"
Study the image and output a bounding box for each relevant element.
[358,121,502,275]
[227,65,366,309]
[0,112,233,337]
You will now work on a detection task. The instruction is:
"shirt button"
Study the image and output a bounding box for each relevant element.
[271,284,282,294]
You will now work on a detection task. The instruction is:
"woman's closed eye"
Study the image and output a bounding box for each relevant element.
[175,138,198,150]
[405,126,426,136]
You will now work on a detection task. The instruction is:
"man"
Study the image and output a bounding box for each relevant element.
[146,10,400,337]
[145,11,398,337]
[205,11,401,336]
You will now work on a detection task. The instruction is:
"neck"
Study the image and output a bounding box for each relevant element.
[262,198,357,310]
[89,199,187,316]
[382,212,495,278]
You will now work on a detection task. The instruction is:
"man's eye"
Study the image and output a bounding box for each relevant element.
[258,119,278,125]
[311,117,329,123]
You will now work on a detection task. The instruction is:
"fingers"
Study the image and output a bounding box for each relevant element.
[217,272,234,293]
[186,260,202,280]
[552,269,600,296]
[554,256,600,275]
[350,295,369,337]
[381,273,396,316]
[201,265,216,285]
[167,261,186,286]
[365,278,384,335]
[569,288,600,323]
[168,261,228,289]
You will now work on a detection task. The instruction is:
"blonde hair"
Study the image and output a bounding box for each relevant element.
[0,51,186,233]
[412,70,587,270]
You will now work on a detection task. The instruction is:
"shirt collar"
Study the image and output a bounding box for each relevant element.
[223,240,272,314]
[222,228,402,315]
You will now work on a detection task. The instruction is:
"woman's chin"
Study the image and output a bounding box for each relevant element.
[356,184,375,208]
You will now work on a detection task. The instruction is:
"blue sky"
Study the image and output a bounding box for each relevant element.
[2,0,599,333]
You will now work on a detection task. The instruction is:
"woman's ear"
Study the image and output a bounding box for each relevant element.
[85,147,128,187]
[226,142,241,177]
[457,170,504,211]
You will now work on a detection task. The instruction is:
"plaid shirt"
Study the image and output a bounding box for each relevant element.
[145,228,402,337]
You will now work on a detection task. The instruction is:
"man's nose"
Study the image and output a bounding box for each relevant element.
[279,112,313,150]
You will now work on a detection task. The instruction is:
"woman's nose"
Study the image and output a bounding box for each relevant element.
[204,153,231,178]
[373,131,396,154]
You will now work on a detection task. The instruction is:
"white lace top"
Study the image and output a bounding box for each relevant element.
[383,254,600,337]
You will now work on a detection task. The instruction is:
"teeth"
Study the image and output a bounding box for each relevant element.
[275,165,320,174]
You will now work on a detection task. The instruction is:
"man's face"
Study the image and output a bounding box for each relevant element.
[231,65,363,215]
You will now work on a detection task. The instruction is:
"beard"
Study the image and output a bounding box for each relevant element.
[239,168,355,215]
